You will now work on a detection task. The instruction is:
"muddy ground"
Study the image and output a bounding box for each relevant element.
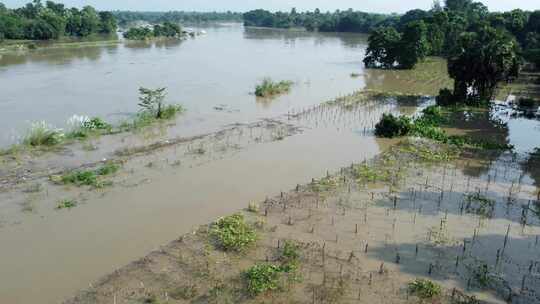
[64,137,540,304]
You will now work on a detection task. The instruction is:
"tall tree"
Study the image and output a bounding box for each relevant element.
[448,26,520,103]
[363,27,402,68]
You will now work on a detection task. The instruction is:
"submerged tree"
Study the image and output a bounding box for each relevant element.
[138,87,167,119]
[363,27,401,68]
[447,25,520,103]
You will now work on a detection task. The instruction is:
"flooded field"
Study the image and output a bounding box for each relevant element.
[1,24,540,304]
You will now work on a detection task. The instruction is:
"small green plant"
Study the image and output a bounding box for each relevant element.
[280,240,301,272]
[56,162,120,188]
[210,214,257,251]
[138,87,168,119]
[350,72,361,78]
[374,113,412,138]
[472,263,492,287]
[255,78,293,97]
[245,264,282,296]
[23,121,64,147]
[56,199,77,210]
[408,279,442,299]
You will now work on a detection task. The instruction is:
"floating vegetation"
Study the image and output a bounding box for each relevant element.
[353,163,390,183]
[56,199,77,210]
[255,78,293,97]
[309,176,341,193]
[210,214,257,252]
[408,279,442,299]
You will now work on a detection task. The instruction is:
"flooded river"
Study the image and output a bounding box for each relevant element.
[1,24,540,304]
[0,23,449,148]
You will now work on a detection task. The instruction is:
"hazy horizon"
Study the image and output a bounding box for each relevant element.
[2,0,539,14]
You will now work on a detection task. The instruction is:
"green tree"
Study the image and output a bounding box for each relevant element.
[98,11,117,34]
[363,27,401,68]
[448,26,521,103]
[80,5,99,36]
[397,20,430,69]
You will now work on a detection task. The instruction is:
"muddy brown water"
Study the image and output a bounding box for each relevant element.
[0,24,451,148]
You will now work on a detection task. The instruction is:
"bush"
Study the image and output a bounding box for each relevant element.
[255,78,293,97]
[518,98,537,108]
[23,121,64,147]
[210,214,257,251]
[408,279,441,299]
[374,113,412,138]
[436,88,458,106]
[58,162,120,188]
[245,264,282,296]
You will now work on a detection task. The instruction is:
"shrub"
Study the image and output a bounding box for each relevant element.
[518,98,537,108]
[374,113,412,138]
[255,78,293,97]
[436,88,458,106]
[408,279,441,299]
[245,264,282,296]
[23,121,64,147]
[210,214,257,251]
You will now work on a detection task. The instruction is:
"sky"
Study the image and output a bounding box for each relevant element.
[2,0,539,13]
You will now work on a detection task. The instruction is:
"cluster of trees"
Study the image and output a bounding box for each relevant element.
[0,0,117,41]
[113,11,243,27]
[243,9,391,33]
[123,22,181,40]
[364,0,540,104]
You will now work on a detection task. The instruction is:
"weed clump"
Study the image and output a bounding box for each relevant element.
[56,199,77,210]
[55,162,120,188]
[210,214,257,252]
[245,240,302,296]
[408,278,442,299]
[255,78,293,97]
[23,121,64,147]
[465,192,495,217]
[245,264,282,296]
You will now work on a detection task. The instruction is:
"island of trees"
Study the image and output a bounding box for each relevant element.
[0,0,117,41]
[123,21,182,40]
[243,8,392,33]
[361,0,540,105]
[112,11,243,27]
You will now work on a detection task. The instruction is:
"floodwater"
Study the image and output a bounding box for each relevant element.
[0,23,451,147]
[1,23,539,304]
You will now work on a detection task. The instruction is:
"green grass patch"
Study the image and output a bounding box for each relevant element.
[408,279,442,299]
[56,199,77,210]
[210,214,257,252]
[255,78,293,97]
[54,162,120,188]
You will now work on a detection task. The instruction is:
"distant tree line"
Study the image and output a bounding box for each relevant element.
[123,21,181,40]
[0,0,117,41]
[113,11,243,27]
[243,8,392,33]
[363,0,540,105]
